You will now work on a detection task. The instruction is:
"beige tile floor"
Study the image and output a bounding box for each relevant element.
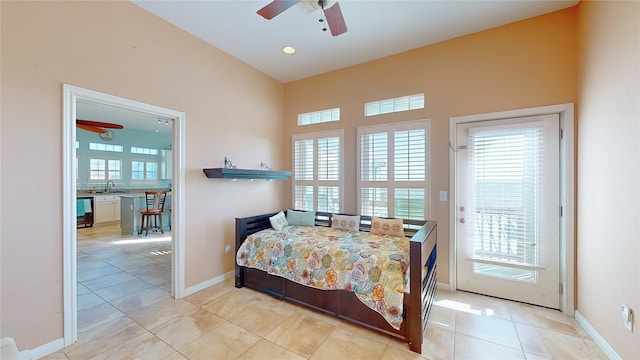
[43,224,607,360]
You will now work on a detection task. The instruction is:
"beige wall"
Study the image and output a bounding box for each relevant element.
[0,1,286,350]
[284,8,578,285]
[577,1,640,358]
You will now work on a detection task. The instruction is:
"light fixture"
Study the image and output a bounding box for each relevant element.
[282,46,296,55]
[155,129,159,133]
[165,119,169,125]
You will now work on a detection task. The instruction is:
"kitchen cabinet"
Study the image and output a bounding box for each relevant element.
[160,149,172,179]
[94,195,121,224]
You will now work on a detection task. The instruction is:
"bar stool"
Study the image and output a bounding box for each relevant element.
[139,191,167,236]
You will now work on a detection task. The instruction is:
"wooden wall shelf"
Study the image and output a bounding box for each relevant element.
[203,168,291,180]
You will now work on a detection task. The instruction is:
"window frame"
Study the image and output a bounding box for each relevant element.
[87,156,123,183]
[364,94,425,117]
[297,108,341,126]
[357,120,430,220]
[292,129,344,213]
[130,158,159,184]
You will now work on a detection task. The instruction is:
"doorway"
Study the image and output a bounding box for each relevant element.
[62,84,186,346]
[449,104,575,315]
[455,114,560,308]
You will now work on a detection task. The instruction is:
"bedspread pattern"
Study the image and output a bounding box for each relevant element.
[236,226,410,329]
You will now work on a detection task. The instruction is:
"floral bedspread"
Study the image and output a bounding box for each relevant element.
[236,225,410,329]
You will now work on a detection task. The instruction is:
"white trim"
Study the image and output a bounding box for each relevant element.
[18,337,64,360]
[436,282,449,291]
[291,129,345,212]
[62,84,187,346]
[575,310,622,360]
[183,271,235,297]
[448,103,575,315]
[356,119,431,219]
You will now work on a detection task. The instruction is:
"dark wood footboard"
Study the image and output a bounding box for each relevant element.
[235,211,437,353]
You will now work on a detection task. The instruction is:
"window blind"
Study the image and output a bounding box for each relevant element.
[468,124,545,275]
[294,139,313,181]
[292,130,343,212]
[358,121,429,220]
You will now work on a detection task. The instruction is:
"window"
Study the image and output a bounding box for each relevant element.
[89,158,122,181]
[298,108,340,126]
[292,130,343,212]
[131,146,159,155]
[358,120,429,220]
[365,94,424,117]
[131,160,158,181]
[89,142,123,152]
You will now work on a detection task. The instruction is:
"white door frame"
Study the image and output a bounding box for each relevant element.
[449,103,575,315]
[62,84,186,345]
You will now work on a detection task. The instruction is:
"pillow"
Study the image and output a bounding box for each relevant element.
[269,211,288,231]
[286,209,316,226]
[371,217,405,237]
[331,214,361,232]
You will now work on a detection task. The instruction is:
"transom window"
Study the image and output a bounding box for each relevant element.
[89,142,123,152]
[131,146,159,155]
[365,94,425,117]
[298,108,340,126]
[358,120,430,220]
[292,130,343,212]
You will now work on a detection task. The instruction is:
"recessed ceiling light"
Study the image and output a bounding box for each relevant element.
[282,46,296,55]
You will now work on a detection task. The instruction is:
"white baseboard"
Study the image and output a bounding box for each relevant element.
[574,310,621,360]
[437,282,449,291]
[19,337,64,360]
[183,270,234,297]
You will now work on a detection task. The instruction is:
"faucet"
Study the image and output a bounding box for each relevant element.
[106,180,115,193]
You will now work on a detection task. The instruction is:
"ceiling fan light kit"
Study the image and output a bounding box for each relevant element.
[257,0,347,36]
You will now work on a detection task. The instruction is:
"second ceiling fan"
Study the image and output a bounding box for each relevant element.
[257,0,347,36]
[76,119,123,141]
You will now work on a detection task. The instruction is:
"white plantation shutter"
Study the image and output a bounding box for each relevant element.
[358,121,429,220]
[394,129,425,181]
[360,133,387,181]
[292,130,343,212]
[467,123,546,279]
[318,137,339,181]
[294,139,313,181]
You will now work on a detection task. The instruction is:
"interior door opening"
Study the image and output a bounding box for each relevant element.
[63,84,185,346]
[75,99,174,337]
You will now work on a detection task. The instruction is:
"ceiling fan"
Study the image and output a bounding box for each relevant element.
[76,119,123,141]
[257,0,347,36]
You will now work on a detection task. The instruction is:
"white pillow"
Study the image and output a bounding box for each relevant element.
[269,211,288,231]
[331,214,361,232]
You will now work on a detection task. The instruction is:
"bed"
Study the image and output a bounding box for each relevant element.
[235,211,437,353]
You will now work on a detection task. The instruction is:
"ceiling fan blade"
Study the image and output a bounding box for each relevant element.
[324,2,347,36]
[76,119,124,129]
[76,124,107,134]
[257,0,298,20]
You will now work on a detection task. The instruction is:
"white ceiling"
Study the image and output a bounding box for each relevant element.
[76,100,173,135]
[78,0,578,133]
[131,0,578,83]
